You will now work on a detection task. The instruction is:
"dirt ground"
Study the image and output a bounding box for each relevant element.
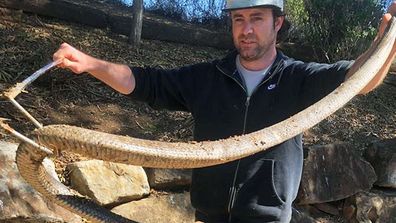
[0,4,395,223]
[1,11,394,145]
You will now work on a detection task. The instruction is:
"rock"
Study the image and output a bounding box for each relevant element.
[364,138,396,188]
[293,204,344,222]
[145,168,191,189]
[290,207,317,223]
[0,141,82,223]
[112,192,195,223]
[312,203,339,216]
[343,202,357,222]
[344,189,396,223]
[297,143,377,204]
[67,160,150,206]
[0,216,66,223]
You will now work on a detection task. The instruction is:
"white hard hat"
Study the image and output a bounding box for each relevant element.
[223,0,284,11]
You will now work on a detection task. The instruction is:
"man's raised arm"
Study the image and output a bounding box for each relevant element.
[53,43,135,95]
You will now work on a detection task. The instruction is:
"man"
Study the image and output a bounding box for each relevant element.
[53,1,396,222]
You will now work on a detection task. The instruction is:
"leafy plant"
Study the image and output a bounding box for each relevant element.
[286,0,384,62]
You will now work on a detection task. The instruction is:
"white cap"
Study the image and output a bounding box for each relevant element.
[223,0,284,11]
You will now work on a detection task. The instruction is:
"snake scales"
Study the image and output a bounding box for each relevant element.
[11,18,396,223]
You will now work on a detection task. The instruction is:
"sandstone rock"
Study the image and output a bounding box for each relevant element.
[0,141,82,223]
[364,138,396,188]
[112,192,195,223]
[297,143,377,204]
[345,189,396,223]
[145,168,191,189]
[67,160,150,206]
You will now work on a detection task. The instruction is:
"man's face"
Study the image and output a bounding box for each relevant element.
[231,8,283,62]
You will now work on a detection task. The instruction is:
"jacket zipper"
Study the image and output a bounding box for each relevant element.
[215,68,246,222]
[216,64,282,222]
[227,95,250,222]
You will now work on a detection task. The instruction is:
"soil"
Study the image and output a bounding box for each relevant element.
[0,9,224,145]
[0,2,395,223]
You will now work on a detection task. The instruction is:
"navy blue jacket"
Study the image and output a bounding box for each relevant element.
[130,51,352,222]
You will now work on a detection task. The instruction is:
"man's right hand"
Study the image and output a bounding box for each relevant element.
[53,42,94,74]
[53,43,135,94]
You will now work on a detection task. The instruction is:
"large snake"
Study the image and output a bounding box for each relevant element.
[3,18,396,223]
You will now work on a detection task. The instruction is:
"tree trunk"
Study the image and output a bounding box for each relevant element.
[129,0,144,48]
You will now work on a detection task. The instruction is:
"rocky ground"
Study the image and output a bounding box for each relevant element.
[0,2,395,223]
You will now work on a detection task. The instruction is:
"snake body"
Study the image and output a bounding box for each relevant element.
[14,18,396,223]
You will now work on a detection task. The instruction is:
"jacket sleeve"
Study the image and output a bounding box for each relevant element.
[296,60,354,110]
[128,65,199,112]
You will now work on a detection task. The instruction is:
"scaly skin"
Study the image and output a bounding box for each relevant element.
[14,18,396,223]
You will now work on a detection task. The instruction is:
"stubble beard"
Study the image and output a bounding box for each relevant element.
[238,44,268,61]
[236,35,275,62]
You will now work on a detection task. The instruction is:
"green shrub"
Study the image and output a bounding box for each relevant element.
[286,0,384,62]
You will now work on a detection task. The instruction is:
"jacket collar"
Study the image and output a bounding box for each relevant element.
[216,50,239,77]
[216,49,287,84]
